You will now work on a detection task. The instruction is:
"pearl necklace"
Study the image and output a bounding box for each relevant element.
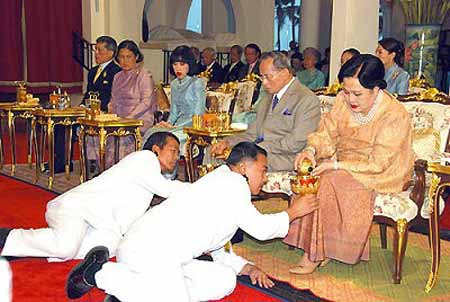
[351,90,382,125]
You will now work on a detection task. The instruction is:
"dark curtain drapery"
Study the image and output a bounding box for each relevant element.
[0,0,83,94]
[0,0,24,93]
[24,0,83,93]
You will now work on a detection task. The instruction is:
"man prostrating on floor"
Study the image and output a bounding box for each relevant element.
[0,132,188,262]
[66,142,319,302]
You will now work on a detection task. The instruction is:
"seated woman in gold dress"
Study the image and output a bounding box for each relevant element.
[285,54,414,274]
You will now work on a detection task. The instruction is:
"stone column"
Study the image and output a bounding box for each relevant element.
[299,0,322,51]
[329,0,379,84]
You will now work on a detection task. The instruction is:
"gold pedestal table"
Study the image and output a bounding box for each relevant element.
[33,107,87,189]
[78,117,143,182]
[183,126,245,182]
[425,162,450,292]
[0,102,40,175]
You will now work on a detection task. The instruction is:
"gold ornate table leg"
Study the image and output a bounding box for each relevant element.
[8,111,16,175]
[27,117,33,168]
[78,126,86,184]
[135,128,142,151]
[47,118,55,189]
[35,121,45,184]
[185,135,195,183]
[425,175,445,292]
[65,125,73,180]
[32,118,39,183]
[98,127,107,174]
[0,112,4,170]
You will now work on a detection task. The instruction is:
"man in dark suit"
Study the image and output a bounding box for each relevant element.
[48,36,121,174]
[83,36,121,111]
[190,46,202,75]
[201,47,224,88]
[238,43,262,104]
[223,45,244,83]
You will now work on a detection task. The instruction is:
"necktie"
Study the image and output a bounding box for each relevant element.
[93,66,103,83]
[271,95,279,111]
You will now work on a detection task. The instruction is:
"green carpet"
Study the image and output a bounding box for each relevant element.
[235,227,450,302]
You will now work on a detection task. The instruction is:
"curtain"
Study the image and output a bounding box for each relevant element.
[0,0,24,93]
[24,0,83,94]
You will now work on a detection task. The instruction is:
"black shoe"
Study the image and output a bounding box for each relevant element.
[104,294,122,302]
[66,246,109,299]
[0,228,12,249]
[42,162,73,174]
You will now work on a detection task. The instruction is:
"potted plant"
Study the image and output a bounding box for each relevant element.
[398,0,450,85]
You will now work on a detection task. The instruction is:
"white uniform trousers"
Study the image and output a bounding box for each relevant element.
[0,258,11,302]
[1,214,120,261]
[96,259,236,302]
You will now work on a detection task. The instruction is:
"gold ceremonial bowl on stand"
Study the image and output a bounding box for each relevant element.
[290,174,320,195]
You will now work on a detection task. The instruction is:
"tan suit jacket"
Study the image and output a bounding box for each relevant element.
[227,79,321,171]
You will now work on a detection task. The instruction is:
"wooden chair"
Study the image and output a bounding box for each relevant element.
[374,91,450,283]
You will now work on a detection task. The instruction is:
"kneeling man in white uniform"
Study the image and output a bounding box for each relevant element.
[66,142,319,302]
[0,132,187,261]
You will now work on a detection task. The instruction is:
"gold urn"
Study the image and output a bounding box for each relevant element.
[290,159,320,195]
[15,81,27,103]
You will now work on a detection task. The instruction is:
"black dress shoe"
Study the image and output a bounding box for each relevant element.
[66,246,109,299]
[0,228,12,249]
[41,162,74,174]
[104,294,122,302]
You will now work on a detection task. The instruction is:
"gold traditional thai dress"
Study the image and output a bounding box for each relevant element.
[284,90,414,264]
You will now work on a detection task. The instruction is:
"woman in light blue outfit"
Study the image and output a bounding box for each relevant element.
[296,47,325,90]
[376,38,410,95]
[142,45,206,154]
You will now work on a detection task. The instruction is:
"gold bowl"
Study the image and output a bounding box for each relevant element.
[290,175,320,195]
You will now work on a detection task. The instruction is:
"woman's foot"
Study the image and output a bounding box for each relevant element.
[289,256,331,275]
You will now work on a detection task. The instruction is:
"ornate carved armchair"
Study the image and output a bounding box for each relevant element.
[258,88,450,284]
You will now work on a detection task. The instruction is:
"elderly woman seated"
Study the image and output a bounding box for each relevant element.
[296,47,325,90]
[285,54,414,274]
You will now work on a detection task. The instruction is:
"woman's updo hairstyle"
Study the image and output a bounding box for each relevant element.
[169,45,197,76]
[378,38,405,67]
[117,40,144,63]
[338,54,387,90]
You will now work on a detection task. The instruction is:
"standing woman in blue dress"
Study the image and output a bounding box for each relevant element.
[376,38,410,95]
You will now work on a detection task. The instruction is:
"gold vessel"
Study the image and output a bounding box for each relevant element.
[15,81,27,103]
[291,159,319,195]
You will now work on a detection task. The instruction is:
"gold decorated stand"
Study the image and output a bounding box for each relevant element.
[0,102,41,175]
[183,126,245,182]
[78,117,143,182]
[33,107,87,189]
[424,162,450,292]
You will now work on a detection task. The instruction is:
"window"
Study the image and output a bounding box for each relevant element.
[186,0,202,33]
[274,0,301,50]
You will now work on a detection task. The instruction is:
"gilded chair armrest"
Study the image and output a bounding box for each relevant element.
[409,159,428,209]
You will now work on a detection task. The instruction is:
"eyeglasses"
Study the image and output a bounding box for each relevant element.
[260,70,282,81]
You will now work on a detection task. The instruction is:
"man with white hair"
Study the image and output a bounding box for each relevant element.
[201,47,225,87]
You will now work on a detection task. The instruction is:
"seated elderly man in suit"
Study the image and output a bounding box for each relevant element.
[223,45,244,83]
[200,47,224,88]
[211,51,321,172]
[45,36,122,174]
